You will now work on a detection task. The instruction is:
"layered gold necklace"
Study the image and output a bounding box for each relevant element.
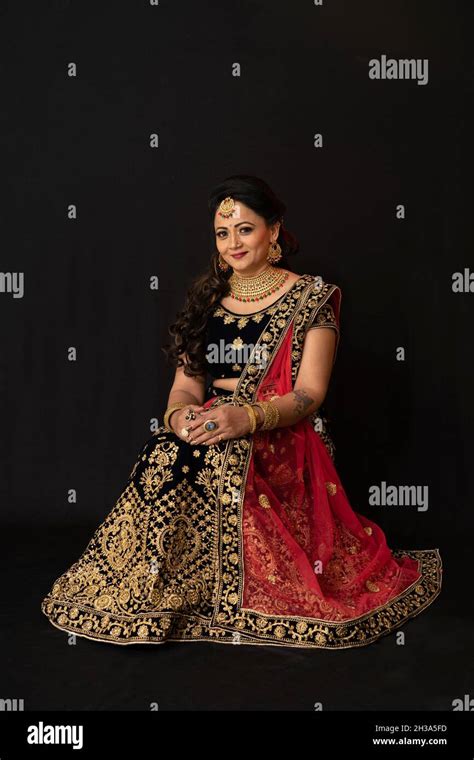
[229,266,290,303]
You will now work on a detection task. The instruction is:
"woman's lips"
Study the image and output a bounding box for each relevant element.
[231,251,248,258]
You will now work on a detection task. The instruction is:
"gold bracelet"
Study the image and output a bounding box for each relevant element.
[253,400,280,431]
[163,402,187,432]
[242,403,258,434]
[250,404,264,431]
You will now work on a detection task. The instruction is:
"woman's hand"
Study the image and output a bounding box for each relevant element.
[169,404,207,439]
[186,404,252,446]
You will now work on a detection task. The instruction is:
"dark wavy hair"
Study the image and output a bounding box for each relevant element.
[161,174,299,377]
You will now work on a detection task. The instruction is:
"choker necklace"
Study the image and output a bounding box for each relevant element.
[229,266,290,302]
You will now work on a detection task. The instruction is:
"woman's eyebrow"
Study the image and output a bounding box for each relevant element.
[215,221,255,231]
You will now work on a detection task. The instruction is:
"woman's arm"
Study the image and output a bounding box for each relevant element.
[185,329,337,443]
[254,327,337,429]
[166,353,206,429]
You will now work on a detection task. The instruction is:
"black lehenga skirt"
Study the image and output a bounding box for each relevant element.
[41,383,242,646]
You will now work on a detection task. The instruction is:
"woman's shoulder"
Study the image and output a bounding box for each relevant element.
[303,275,342,329]
[301,273,341,292]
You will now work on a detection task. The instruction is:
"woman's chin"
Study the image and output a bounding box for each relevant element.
[231,257,268,275]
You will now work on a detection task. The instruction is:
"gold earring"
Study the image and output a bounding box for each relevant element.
[267,240,282,264]
[218,254,230,271]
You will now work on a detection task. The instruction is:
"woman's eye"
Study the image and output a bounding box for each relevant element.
[216,227,252,238]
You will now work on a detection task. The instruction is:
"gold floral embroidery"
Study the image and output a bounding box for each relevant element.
[212,302,282,328]
[366,580,381,593]
[326,482,337,495]
[101,514,138,571]
[307,303,337,330]
[158,515,201,571]
[140,466,174,501]
[42,453,222,636]
[258,494,271,509]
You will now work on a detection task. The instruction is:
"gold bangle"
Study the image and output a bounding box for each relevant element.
[163,402,187,432]
[250,404,264,430]
[253,400,280,431]
[242,403,257,434]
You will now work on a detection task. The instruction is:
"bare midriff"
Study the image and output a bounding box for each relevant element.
[212,377,239,392]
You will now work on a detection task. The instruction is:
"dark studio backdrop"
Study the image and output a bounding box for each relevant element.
[1,0,473,713]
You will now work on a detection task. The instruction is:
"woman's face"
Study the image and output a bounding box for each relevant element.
[214,201,280,276]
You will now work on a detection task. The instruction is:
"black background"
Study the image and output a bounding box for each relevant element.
[1,0,473,713]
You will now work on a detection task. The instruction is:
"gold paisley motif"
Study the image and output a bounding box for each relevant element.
[158,515,201,572]
[102,514,138,571]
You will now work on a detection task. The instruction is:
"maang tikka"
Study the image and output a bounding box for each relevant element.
[217,196,237,218]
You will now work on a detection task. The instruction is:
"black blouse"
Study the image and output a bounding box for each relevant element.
[204,280,339,381]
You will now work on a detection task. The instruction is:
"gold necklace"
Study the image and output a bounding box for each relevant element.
[229,266,290,303]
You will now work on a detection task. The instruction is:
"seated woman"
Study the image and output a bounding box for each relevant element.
[41,175,442,649]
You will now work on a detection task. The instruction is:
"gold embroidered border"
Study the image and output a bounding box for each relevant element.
[41,549,442,649]
[290,280,341,386]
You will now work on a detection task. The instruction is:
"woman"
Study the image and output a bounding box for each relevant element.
[41,175,442,648]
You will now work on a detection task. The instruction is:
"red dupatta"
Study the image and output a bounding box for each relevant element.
[204,275,441,647]
[243,320,422,620]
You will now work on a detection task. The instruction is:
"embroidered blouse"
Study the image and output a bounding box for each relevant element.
[205,277,340,381]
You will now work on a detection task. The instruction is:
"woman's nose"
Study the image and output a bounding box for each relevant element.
[229,231,241,248]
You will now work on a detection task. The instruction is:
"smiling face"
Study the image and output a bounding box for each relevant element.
[214,201,281,276]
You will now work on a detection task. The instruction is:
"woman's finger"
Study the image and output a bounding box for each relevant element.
[189,431,212,445]
[190,426,226,445]
[208,434,225,445]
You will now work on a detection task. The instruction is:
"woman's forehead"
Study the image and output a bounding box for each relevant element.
[214,202,258,225]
